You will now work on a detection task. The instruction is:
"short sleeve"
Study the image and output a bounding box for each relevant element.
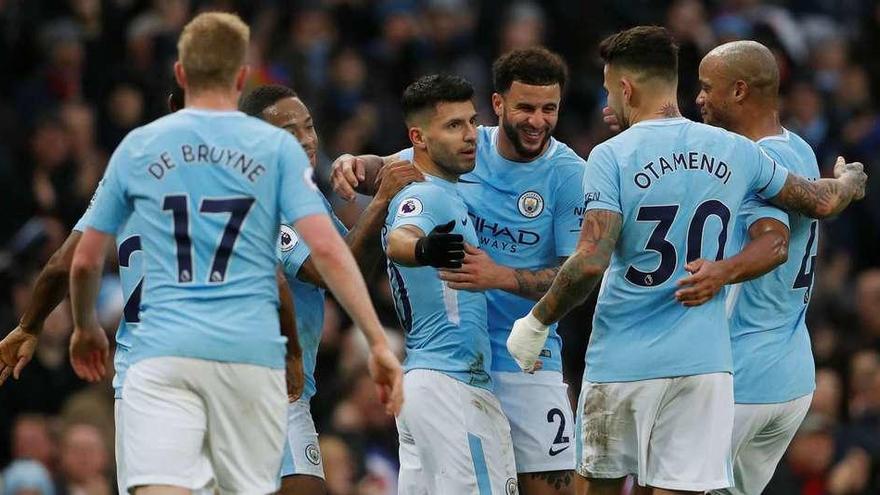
[278,201,348,278]
[741,195,790,230]
[73,186,100,233]
[748,143,789,199]
[389,185,450,235]
[278,133,328,224]
[553,160,587,257]
[395,148,414,161]
[582,144,622,214]
[85,138,133,234]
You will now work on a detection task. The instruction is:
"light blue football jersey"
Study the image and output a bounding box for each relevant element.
[74,210,140,400]
[397,126,585,372]
[583,117,789,383]
[277,195,348,402]
[382,176,492,389]
[726,129,817,403]
[84,108,326,370]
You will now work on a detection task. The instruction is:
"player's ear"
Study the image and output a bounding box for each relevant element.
[733,79,748,103]
[409,126,426,150]
[234,65,249,92]
[491,92,504,118]
[174,61,187,91]
[620,78,633,107]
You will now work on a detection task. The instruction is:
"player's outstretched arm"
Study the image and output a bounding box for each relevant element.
[439,248,564,301]
[507,210,622,372]
[293,213,403,415]
[770,157,866,218]
[276,268,304,402]
[69,228,111,383]
[675,217,790,306]
[297,160,424,287]
[0,231,83,385]
[386,221,464,269]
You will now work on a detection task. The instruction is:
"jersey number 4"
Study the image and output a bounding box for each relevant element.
[792,220,818,303]
[163,195,255,284]
[625,200,731,287]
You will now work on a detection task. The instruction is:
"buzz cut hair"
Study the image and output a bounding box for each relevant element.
[401,74,474,125]
[599,26,679,83]
[492,46,569,93]
[177,12,250,92]
[239,85,298,118]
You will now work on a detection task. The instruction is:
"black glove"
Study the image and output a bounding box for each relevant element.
[415,221,464,268]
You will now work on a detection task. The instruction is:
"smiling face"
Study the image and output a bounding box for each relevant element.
[696,55,737,129]
[494,80,560,160]
[261,96,319,167]
[419,100,478,176]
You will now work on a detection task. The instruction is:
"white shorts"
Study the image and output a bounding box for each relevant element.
[280,398,324,480]
[114,400,215,495]
[492,370,575,473]
[122,357,287,494]
[713,394,812,495]
[397,369,518,495]
[575,373,734,492]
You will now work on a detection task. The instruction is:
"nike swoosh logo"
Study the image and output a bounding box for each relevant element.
[548,444,570,456]
[462,218,469,226]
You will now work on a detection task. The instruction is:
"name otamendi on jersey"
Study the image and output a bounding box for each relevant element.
[632,151,734,189]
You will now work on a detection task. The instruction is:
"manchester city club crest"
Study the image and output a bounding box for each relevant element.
[517,191,544,218]
[305,444,321,465]
[397,197,423,217]
[278,224,299,252]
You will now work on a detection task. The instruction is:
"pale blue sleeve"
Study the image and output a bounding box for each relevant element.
[581,144,622,214]
[389,186,451,235]
[395,148,414,161]
[278,134,328,224]
[554,159,587,257]
[85,138,133,234]
[278,208,349,278]
[748,143,789,199]
[742,195,790,230]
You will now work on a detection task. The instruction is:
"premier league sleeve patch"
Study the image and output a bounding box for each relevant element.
[397,197,423,217]
[278,224,299,252]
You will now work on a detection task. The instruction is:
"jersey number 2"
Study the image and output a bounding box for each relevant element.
[163,195,255,284]
[118,235,142,324]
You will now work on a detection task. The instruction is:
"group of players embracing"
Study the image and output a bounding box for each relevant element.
[0,10,867,495]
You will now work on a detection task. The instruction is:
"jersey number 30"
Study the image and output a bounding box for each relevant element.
[625,200,731,287]
[163,195,255,284]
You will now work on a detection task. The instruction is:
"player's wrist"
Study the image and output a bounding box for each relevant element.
[524,310,550,334]
[18,319,43,336]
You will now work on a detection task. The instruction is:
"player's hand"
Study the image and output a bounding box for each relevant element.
[438,244,509,291]
[69,324,109,383]
[286,353,305,403]
[602,106,622,133]
[833,156,867,200]
[675,259,730,307]
[0,327,39,385]
[367,345,404,416]
[415,221,464,268]
[330,154,367,201]
[507,311,549,373]
[374,160,424,204]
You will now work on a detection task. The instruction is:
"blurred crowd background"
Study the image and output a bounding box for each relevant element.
[0,0,879,493]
